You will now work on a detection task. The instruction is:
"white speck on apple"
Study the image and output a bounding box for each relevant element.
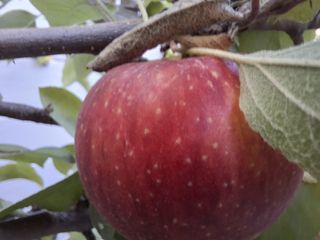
[155,108,162,115]
[211,71,219,78]
[212,142,219,149]
[144,128,150,135]
[172,218,178,224]
[104,100,109,108]
[128,150,134,157]
[207,117,213,124]
[175,137,182,145]
[153,163,159,169]
[202,155,208,161]
[184,157,192,164]
[207,81,214,89]
[115,133,120,140]
[187,181,193,187]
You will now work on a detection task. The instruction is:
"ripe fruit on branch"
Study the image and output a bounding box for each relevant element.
[75,57,303,240]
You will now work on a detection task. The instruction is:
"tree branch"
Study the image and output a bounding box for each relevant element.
[0,208,92,240]
[0,20,139,59]
[0,101,58,125]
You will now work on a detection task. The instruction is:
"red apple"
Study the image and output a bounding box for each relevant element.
[75,57,303,240]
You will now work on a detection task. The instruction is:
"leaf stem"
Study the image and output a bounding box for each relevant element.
[187,47,320,68]
[135,0,149,22]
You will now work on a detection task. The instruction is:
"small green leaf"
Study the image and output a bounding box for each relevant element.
[0,172,83,219]
[146,1,172,16]
[0,10,36,28]
[30,0,104,26]
[39,87,82,137]
[259,182,320,239]
[0,163,43,186]
[62,54,95,90]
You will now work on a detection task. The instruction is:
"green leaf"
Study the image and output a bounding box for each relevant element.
[0,172,83,220]
[277,0,320,22]
[238,31,293,53]
[259,182,320,239]
[40,87,82,137]
[0,10,36,28]
[0,144,46,165]
[146,1,172,16]
[53,159,74,175]
[0,163,43,186]
[30,0,104,26]
[237,40,320,178]
[0,144,75,167]
[62,54,94,90]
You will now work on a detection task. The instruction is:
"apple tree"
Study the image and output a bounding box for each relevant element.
[0,0,319,239]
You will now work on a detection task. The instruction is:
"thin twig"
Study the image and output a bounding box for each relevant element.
[0,208,92,240]
[0,101,58,125]
[0,20,139,59]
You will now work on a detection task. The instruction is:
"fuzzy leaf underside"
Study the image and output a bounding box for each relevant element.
[239,40,320,178]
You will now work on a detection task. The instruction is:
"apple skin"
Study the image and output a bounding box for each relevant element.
[75,57,303,240]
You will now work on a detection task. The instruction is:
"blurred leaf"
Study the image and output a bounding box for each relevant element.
[40,87,82,137]
[238,30,317,53]
[41,236,55,240]
[238,40,320,178]
[259,182,320,239]
[0,144,47,165]
[0,144,75,167]
[30,0,104,26]
[90,205,126,240]
[36,56,52,66]
[277,0,320,22]
[145,0,172,16]
[0,163,43,186]
[238,30,293,53]
[0,172,83,219]
[68,232,86,240]
[0,199,11,210]
[62,54,94,90]
[0,10,36,28]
